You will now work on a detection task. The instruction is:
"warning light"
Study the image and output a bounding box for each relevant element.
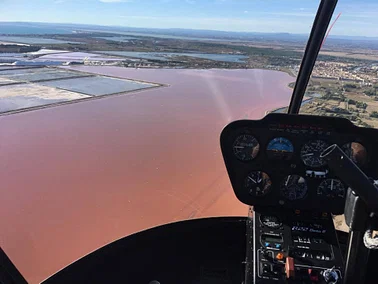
[276,252,284,261]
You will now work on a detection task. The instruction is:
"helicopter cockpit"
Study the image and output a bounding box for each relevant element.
[33,1,378,284]
[3,0,378,284]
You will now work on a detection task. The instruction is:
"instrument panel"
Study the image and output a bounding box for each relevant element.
[220,113,378,214]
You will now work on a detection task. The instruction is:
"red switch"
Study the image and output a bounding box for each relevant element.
[308,269,319,282]
[285,257,295,279]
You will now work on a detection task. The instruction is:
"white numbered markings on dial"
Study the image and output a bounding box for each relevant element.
[233,134,260,161]
[280,175,307,200]
[300,140,329,167]
[245,171,272,197]
[317,179,345,198]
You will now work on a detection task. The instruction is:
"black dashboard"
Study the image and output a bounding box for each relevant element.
[220,113,378,214]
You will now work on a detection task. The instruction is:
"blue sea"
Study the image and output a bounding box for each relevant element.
[0,36,82,44]
[0,23,72,35]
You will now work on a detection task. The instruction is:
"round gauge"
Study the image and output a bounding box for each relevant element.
[317,179,346,198]
[233,134,260,161]
[342,142,368,167]
[260,214,282,229]
[267,137,294,160]
[245,171,272,197]
[280,175,307,201]
[300,140,329,167]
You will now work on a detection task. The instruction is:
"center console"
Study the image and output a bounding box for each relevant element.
[250,207,343,283]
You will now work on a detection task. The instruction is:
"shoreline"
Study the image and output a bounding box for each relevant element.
[267,93,321,115]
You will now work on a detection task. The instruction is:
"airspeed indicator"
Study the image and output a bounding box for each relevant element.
[233,134,260,161]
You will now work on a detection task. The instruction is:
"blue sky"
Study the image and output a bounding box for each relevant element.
[1,0,378,36]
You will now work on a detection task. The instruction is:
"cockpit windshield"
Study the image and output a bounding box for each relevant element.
[0,1,377,283]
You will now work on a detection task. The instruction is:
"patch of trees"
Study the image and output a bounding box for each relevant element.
[364,88,376,96]
[0,44,40,53]
[344,83,360,92]
[360,121,373,128]
[348,99,368,109]
[344,83,358,89]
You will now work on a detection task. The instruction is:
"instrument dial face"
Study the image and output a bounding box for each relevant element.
[317,179,345,198]
[266,137,294,160]
[260,214,282,229]
[280,175,307,201]
[300,140,329,167]
[342,142,368,167]
[245,171,272,197]
[233,134,260,161]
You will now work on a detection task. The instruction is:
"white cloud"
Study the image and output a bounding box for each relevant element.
[244,10,249,14]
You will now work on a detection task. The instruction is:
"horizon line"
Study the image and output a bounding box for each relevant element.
[1,20,378,40]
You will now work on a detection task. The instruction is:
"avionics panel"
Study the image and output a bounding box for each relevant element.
[252,207,343,284]
[220,113,378,214]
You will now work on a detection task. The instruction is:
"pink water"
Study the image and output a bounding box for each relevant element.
[0,67,294,283]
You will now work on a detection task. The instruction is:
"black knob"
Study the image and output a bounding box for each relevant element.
[323,268,339,284]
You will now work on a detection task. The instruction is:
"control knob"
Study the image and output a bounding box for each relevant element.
[323,268,339,284]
